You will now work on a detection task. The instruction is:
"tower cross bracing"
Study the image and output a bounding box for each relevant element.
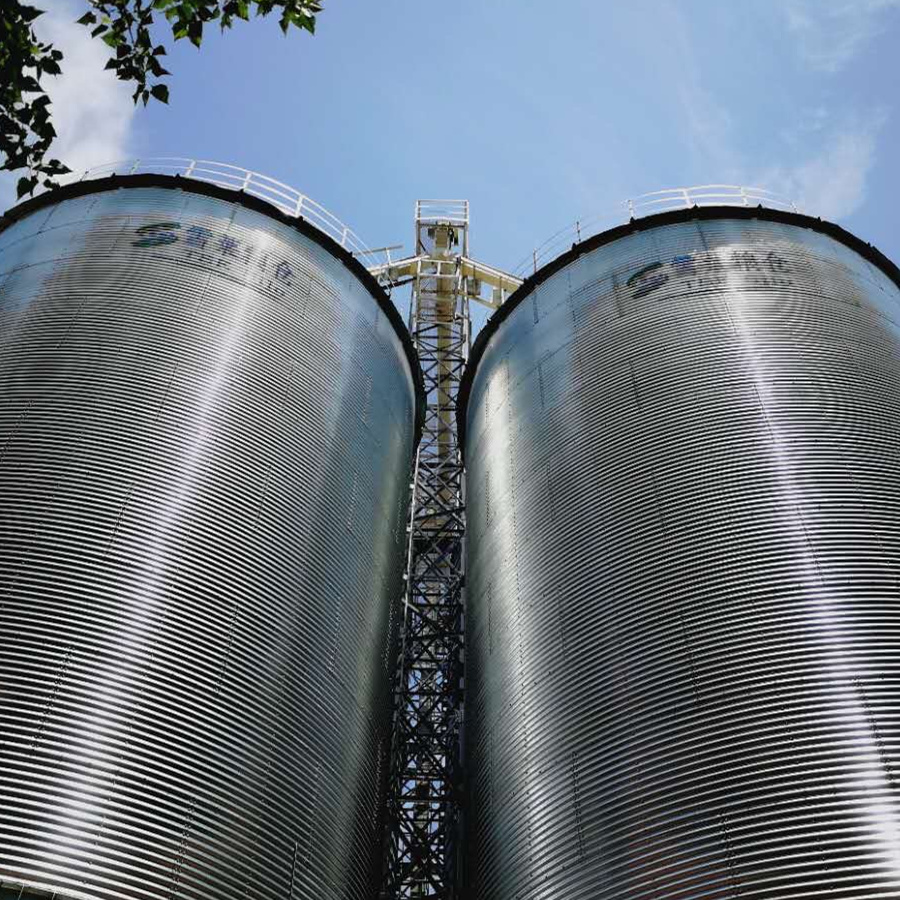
[373,202,520,898]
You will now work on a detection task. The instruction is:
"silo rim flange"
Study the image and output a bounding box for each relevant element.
[0,173,426,447]
[457,203,900,456]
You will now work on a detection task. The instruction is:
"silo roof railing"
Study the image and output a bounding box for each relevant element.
[72,157,389,266]
[513,185,801,276]
[415,199,470,226]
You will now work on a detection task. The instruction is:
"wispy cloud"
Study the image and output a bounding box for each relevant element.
[656,2,743,180]
[756,112,887,220]
[675,80,741,180]
[654,0,889,222]
[785,0,900,72]
[771,1,897,216]
[1,0,136,211]
[36,0,136,173]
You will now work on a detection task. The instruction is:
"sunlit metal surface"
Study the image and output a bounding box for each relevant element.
[0,179,420,900]
[461,208,900,900]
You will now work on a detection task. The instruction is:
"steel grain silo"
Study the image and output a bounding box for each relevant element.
[0,175,422,900]
[460,207,900,900]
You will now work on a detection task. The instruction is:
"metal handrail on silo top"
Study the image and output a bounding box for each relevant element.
[71,157,390,267]
[514,185,801,276]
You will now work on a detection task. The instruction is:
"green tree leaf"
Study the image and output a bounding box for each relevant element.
[2,0,323,199]
[1,0,71,197]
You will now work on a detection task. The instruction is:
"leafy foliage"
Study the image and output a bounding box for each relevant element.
[76,0,321,105]
[1,2,71,198]
[1,0,322,199]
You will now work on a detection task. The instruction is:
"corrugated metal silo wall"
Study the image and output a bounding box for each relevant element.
[462,212,900,900]
[0,183,418,900]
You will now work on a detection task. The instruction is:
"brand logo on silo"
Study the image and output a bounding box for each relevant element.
[627,261,669,298]
[131,221,296,289]
[133,222,182,247]
[626,248,794,299]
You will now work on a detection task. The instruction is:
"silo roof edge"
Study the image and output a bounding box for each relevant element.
[0,173,426,448]
[458,204,900,457]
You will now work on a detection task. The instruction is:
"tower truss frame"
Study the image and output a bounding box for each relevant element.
[373,202,520,899]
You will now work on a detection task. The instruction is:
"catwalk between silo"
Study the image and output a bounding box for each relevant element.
[0,176,422,900]
[461,206,900,900]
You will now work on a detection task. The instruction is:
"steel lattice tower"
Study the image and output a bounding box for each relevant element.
[374,203,520,898]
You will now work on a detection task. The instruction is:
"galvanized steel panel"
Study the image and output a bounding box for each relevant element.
[0,184,418,900]
[463,214,900,900]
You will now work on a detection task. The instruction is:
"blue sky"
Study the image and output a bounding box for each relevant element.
[8,0,900,331]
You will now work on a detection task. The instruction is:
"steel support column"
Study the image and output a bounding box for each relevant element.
[382,202,470,899]
[378,202,522,900]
